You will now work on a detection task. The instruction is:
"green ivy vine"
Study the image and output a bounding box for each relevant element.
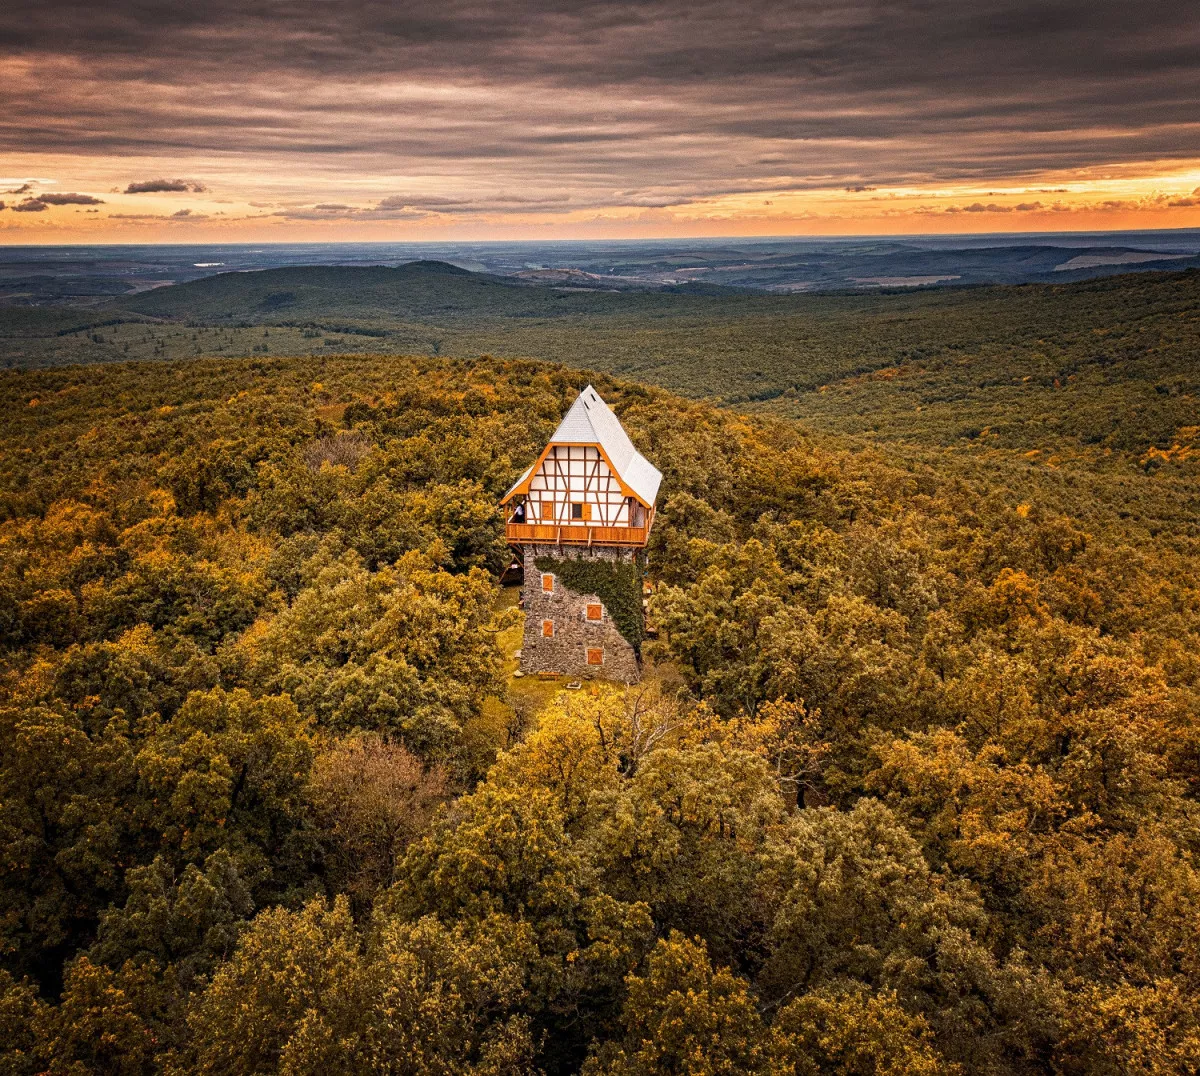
[534,554,645,651]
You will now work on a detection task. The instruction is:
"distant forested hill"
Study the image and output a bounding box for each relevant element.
[115,260,621,323]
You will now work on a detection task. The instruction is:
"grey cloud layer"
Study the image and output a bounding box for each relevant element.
[32,192,104,205]
[124,178,208,193]
[5,1,1200,204]
[0,191,104,212]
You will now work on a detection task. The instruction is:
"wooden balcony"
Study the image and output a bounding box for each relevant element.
[506,522,649,548]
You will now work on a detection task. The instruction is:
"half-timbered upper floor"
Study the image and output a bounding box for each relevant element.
[502,386,662,548]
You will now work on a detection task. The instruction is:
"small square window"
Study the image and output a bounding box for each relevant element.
[542,574,554,593]
[587,648,603,666]
[543,620,554,638]
[586,603,603,621]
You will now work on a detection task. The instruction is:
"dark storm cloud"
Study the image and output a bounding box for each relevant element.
[34,192,104,205]
[124,178,208,193]
[1,191,103,211]
[5,1,1200,201]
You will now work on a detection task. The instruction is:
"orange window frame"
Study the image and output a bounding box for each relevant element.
[542,573,554,592]
[541,501,555,520]
[586,603,603,621]
[542,620,554,638]
[587,648,603,665]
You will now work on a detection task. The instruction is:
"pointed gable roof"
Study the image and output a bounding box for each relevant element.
[503,385,663,506]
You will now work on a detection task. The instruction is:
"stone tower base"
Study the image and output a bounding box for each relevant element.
[519,545,641,684]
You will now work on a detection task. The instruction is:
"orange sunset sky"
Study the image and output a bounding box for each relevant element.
[5,1,1200,243]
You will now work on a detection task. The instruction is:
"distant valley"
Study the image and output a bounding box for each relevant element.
[5,230,1200,305]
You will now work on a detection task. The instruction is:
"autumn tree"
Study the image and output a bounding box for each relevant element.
[306,735,446,914]
[583,932,770,1076]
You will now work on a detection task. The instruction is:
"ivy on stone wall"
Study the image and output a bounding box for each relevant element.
[534,554,645,651]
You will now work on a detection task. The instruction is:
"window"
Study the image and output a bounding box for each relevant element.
[541,501,555,521]
[542,620,554,638]
[570,502,592,521]
[586,603,603,621]
[587,648,603,666]
[542,573,554,592]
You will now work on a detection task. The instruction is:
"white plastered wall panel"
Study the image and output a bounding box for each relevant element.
[527,446,631,525]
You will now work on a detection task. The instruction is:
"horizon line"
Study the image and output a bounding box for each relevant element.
[6,224,1200,250]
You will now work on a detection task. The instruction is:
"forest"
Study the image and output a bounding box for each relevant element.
[1,337,1198,1075]
[5,264,1200,504]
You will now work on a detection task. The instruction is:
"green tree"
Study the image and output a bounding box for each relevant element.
[589,743,782,968]
[583,931,770,1076]
[234,549,502,755]
[46,957,162,1074]
[758,800,1053,1072]
[0,704,136,979]
[180,897,541,1076]
[769,985,955,1076]
[0,970,43,1076]
[135,686,316,890]
[178,897,365,1075]
[393,784,653,1070]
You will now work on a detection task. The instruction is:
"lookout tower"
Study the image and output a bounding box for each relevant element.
[502,386,662,682]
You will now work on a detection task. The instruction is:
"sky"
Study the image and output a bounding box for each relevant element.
[4,0,1200,242]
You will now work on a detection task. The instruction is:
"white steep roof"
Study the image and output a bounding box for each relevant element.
[505,386,662,506]
[551,386,662,505]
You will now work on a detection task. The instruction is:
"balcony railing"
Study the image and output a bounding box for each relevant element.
[505,522,649,547]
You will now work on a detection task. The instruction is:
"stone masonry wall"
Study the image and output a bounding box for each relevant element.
[519,545,641,683]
